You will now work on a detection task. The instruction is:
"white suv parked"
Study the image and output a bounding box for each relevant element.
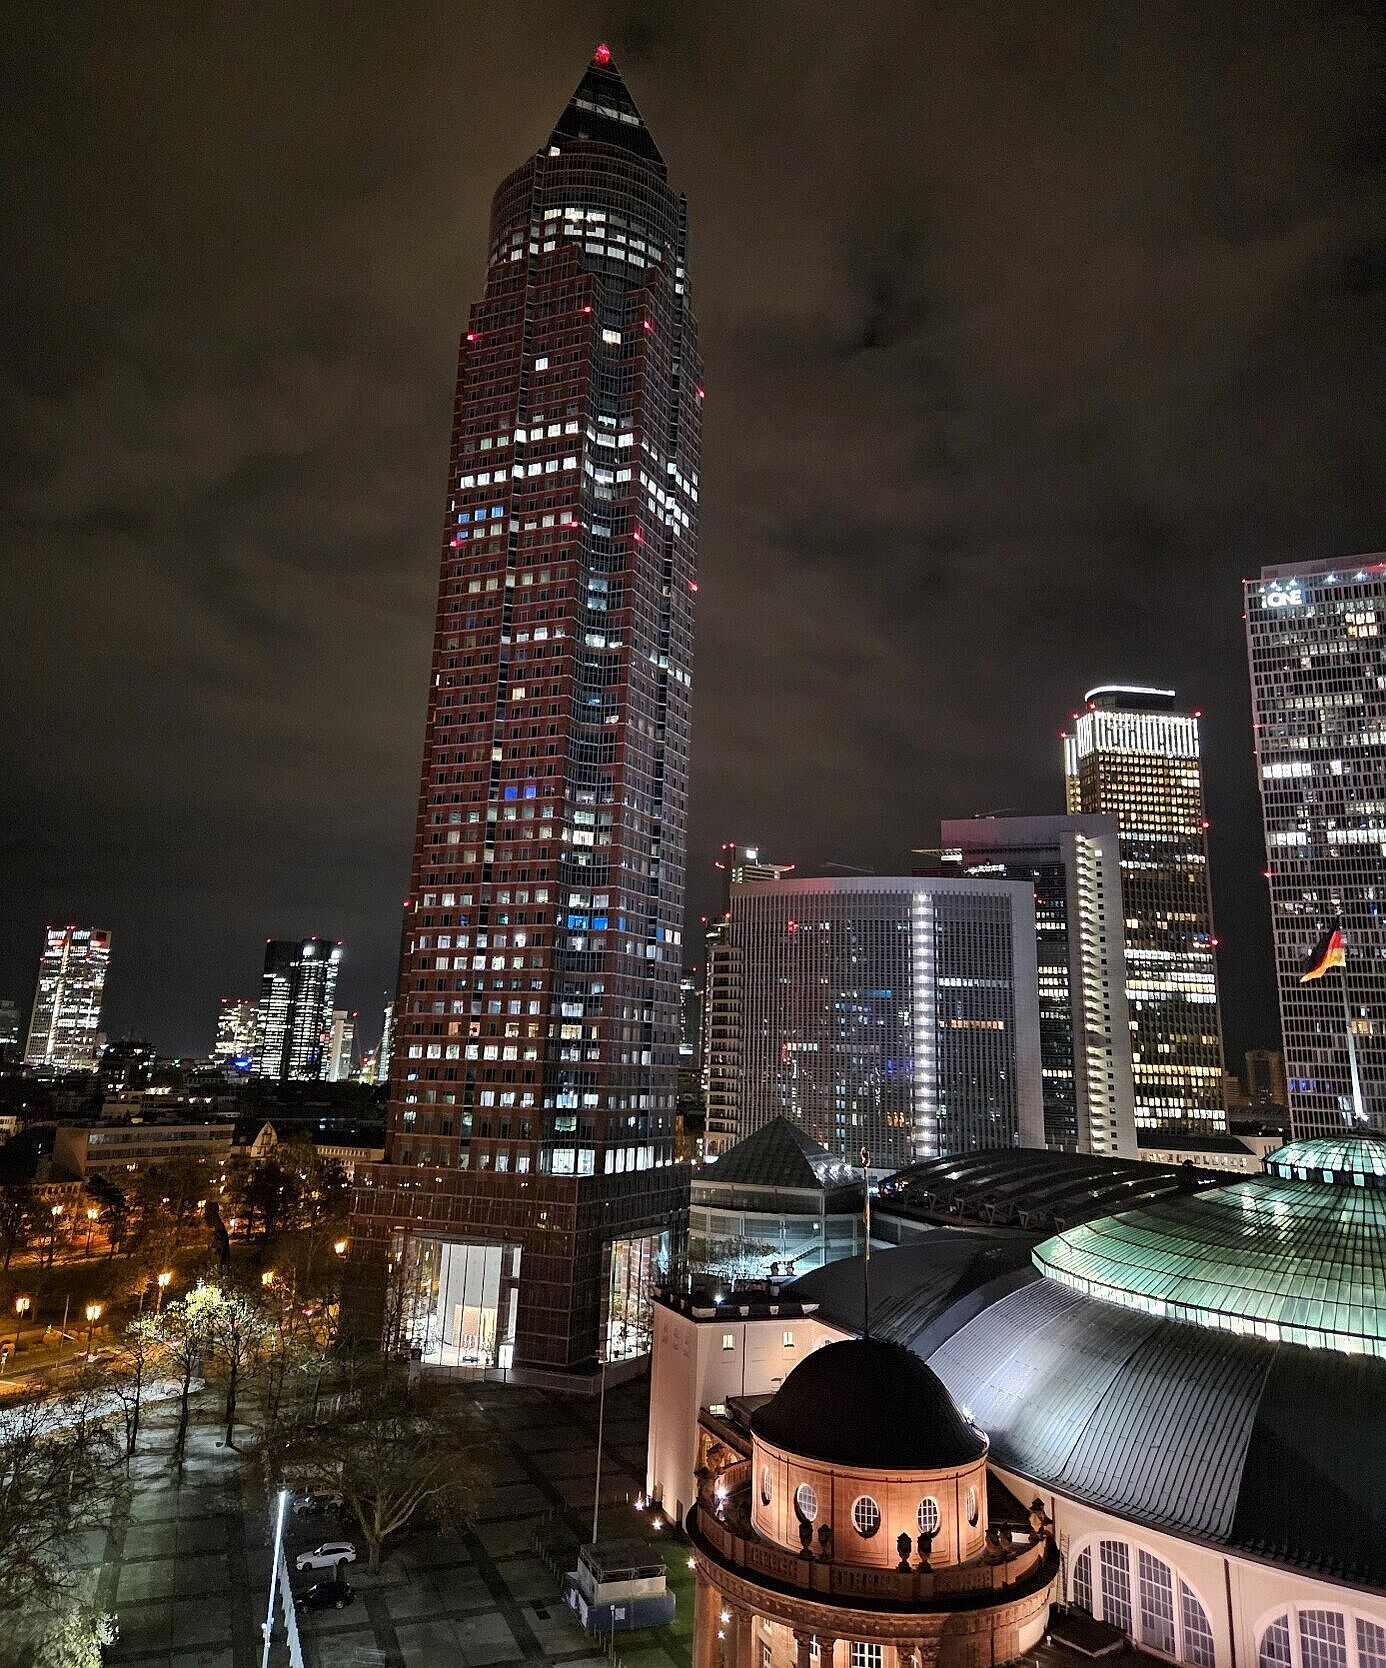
[295,1541,357,1572]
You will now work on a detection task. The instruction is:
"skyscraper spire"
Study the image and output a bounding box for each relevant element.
[547,42,666,169]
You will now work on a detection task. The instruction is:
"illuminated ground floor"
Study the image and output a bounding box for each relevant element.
[345,1160,688,1369]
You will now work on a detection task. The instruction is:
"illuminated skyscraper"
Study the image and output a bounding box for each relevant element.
[941,815,1136,1158]
[212,997,257,1071]
[348,46,698,1368]
[24,926,111,1072]
[702,846,794,1156]
[323,1010,357,1082]
[1245,556,1386,1136]
[253,939,342,1082]
[728,875,1043,1169]
[1063,687,1226,1131]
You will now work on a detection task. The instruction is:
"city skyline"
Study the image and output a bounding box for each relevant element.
[4,9,1384,1064]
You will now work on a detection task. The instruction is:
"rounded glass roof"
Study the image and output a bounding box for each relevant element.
[1032,1174,1386,1357]
[1263,1136,1386,1187]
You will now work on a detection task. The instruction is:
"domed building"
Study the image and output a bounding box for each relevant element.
[687,1337,1058,1668]
[653,1141,1386,1668]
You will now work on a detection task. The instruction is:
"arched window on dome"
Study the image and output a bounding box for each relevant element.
[1072,1537,1216,1667]
[852,1496,881,1538]
[794,1483,818,1523]
[760,1466,772,1506]
[1258,1609,1386,1668]
[917,1497,940,1536]
[965,1485,979,1527]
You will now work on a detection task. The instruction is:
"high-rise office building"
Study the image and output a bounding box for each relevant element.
[727,875,1043,1170]
[24,926,111,1072]
[253,939,342,1082]
[348,46,698,1369]
[701,847,794,1157]
[0,999,22,1051]
[323,1010,357,1082]
[213,997,257,1071]
[1245,556,1386,1135]
[941,815,1136,1158]
[1063,686,1226,1132]
[1244,1048,1288,1112]
[375,1000,395,1087]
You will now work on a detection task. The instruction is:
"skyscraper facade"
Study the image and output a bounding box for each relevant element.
[702,847,795,1157]
[213,997,257,1070]
[323,1010,357,1082]
[348,47,698,1369]
[253,939,342,1082]
[1063,686,1226,1132]
[1245,555,1386,1136]
[24,926,111,1072]
[728,875,1043,1169]
[941,815,1137,1158]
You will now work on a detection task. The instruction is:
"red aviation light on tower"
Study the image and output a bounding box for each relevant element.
[593,42,613,66]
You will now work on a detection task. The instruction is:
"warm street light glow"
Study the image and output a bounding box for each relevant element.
[15,1296,31,1317]
[85,1303,102,1322]
[155,1270,172,1314]
[86,1207,98,1221]
[157,1271,172,1287]
[333,1239,348,1255]
[261,1270,275,1286]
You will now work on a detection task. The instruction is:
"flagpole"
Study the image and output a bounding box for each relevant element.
[1340,958,1367,1125]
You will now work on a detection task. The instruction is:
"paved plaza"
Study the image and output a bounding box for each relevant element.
[75,1374,695,1668]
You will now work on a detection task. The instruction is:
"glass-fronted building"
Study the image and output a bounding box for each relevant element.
[253,938,342,1082]
[1245,556,1386,1137]
[24,925,111,1073]
[941,814,1136,1158]
[726,875,1043,1170]
[1063,686,1226,1133]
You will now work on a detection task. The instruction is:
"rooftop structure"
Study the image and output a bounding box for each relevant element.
[1265,1134,1386,1186]
[1032,1138,1386,1355]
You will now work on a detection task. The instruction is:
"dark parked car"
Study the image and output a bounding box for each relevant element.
[296,1580,355,1612]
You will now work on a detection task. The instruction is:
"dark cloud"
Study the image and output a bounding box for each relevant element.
[3,1,1383,1058]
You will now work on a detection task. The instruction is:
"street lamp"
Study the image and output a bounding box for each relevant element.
[84,1206,98,1256]
[261,1270,275,1288]
[14,1296,31,1321]
[84,1302,102,1359]
[48,1203,63,1264]
[333,1239,348,1256]
[156,1271,172,1314]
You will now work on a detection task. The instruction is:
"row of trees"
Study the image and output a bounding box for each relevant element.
[0,1132,352,1276]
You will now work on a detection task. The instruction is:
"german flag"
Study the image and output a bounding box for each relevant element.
[1299,925,1346,983]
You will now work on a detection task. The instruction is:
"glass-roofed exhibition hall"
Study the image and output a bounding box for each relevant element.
[1033,1138,1386,1356]
[646,1138,1386,1668]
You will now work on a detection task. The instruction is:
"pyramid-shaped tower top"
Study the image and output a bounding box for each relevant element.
[547,43,667,174]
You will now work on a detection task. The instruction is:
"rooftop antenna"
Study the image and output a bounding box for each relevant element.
[860,1145,872,1340]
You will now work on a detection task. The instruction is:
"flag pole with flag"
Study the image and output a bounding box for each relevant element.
[1299,922,1366,1125]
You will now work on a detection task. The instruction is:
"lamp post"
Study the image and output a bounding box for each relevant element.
[84,1302,102,1360]
[334,1239,348,1257]
[155,1271,172,1314]
[48,1204,63,1266]
[84,1206,98,1257]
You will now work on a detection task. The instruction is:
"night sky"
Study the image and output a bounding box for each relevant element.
[3,4,1383,1061]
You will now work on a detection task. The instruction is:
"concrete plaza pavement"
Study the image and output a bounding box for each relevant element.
[74,1373,695,1668]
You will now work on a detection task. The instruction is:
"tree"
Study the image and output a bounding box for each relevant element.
[111,1314,160,1461]
[82,1174,129,1258]
[146,1297,211,1470]
[263,1359,487,1571]
[185,1282,270,1450]
[0,1598,117,1668]
[0,1388,119,1633]
[0,1181,30,1272]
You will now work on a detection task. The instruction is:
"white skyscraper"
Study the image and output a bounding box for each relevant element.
[24,926,111,1073]
[1245,554,1386,1136]
[727,874,1043,1169]
[323,1010,357,1083]
[941,815,1137,1159]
